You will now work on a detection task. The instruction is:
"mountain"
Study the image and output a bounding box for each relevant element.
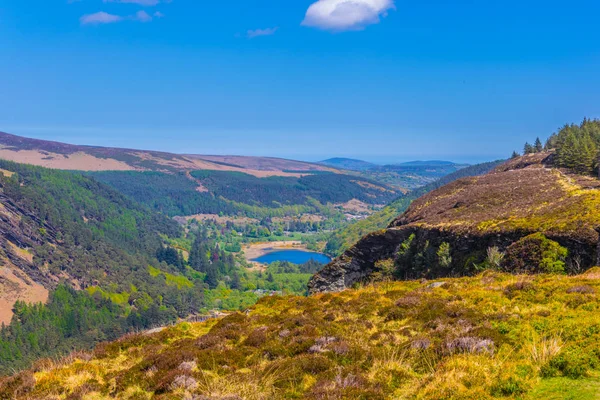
[3,269,600,399]
[0,159,226,371]
[358,161,469,190]
[310,152,600,293]
[0,132,400,219]
[394,160,460,167]
[0,131,335,176]
[318,157,378,171]
[324,160,506,257]
[89,169,400,219]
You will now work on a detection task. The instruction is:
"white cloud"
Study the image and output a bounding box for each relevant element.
[103,0,161,6]
[302,0,395,31]
[247,27,279,39]
[134,10,152,22]
[80,11,123,25]
[80,10,162,25]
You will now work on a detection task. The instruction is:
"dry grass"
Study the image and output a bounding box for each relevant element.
[2,272,600,399]
[528,334,563,367]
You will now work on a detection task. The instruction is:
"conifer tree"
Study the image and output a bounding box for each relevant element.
[534,137,543,152]
[205,263,219,289]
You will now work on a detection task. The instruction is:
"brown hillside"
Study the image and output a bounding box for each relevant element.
[309,152,600,293]
[0,131,332,177]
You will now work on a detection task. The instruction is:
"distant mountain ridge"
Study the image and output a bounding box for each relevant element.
[318,157,378,171]
[394,160,465,167]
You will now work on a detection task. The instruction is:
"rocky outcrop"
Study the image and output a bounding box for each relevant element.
[309,154,600,293]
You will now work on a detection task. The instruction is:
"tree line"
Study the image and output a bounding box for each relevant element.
[518,118,600,176]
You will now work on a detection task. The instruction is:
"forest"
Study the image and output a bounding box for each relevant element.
[90,169,399,218]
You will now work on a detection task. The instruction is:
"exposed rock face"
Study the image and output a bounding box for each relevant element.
[309,153,600,293]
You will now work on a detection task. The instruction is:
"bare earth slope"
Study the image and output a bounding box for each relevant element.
[310,152,600,293]
[0,131,334,177]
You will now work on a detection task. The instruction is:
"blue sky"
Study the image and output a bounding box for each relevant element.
[0,1,599,163]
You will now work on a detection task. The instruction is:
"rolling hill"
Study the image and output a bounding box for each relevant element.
[0,132,402,220]
[0,131,334,177]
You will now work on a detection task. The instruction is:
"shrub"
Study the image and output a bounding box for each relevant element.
[445,337,495,356]
[504,281,535,298]
[503,233,567,274]
[541,347,599,379]
[486,246,505,270]
[566,285,595,294]
[243,327,268,348]
[437,242,452,268]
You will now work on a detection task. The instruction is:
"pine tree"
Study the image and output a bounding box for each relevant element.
[205,263,219,289]
[534,137,543,153]
[230,272,242,290]
[576,133,597,174]
[523,142,534,154]
[557,131,577,169]
[511,151,520,159]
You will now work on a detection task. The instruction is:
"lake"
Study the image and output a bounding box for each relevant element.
[252,249,332,265]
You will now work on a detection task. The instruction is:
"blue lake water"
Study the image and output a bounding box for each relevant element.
[252,250,332,265]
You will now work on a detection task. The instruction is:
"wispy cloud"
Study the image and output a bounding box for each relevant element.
[247,27,279,39]
[80,10,161,25]
[103,0,161,6]
[80,11,123,25]
[302,0,395,31]
[134,10,153,22]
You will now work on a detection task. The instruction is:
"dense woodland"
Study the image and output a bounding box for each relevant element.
[91,170,398,218]
[0,161,211,372]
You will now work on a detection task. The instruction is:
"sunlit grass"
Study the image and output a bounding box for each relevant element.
[3,271,600,399]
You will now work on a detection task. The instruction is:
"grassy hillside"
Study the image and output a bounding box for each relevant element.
[3,270,600,399]
[325,160,505,257]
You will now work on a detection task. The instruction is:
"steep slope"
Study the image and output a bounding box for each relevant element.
[0,131,333,177]
[0,160,215,371]
[3,270,600,399]
[89,170,401,218]
[325,160,506,257]
[310,153,600,293]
